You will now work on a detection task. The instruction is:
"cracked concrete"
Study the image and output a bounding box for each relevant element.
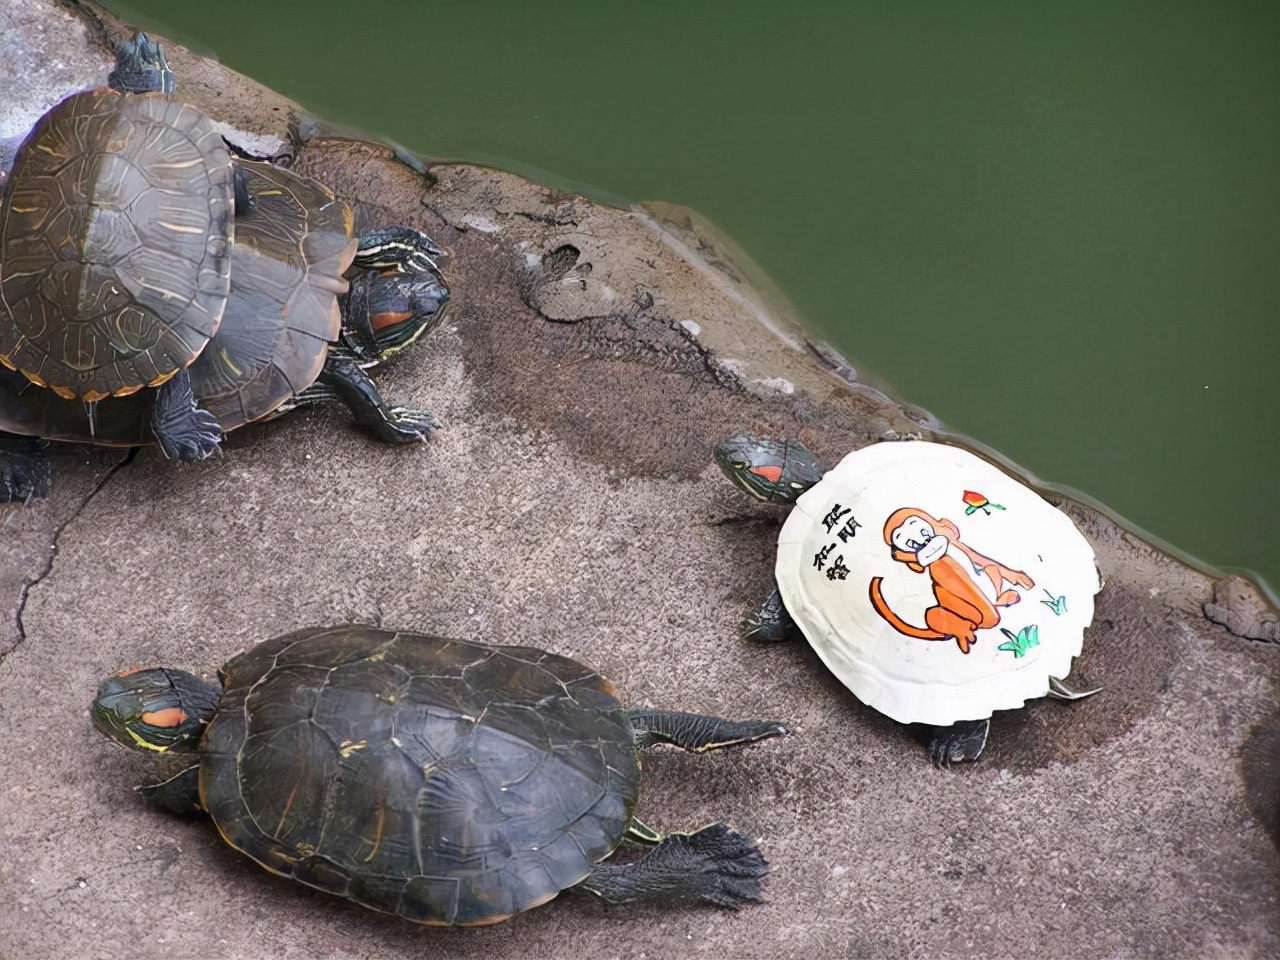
[1,2,1278,958]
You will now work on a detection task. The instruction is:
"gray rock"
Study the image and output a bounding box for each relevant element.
[1206,575,1280,642]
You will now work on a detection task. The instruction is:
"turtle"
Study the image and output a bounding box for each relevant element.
[715,434,1101,766]
[0,34,450,504]
[0,33,239,460]
[91,625,787,925]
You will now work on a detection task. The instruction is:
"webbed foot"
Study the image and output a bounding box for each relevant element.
[743,585,800,642]
[138,765,205,817]
[108,32,175,95]
[581,823,768,910]
[927,718,990,767]
[376,407,438,444]
[152,369,222,461]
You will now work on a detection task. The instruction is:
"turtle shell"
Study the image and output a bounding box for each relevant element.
[198,626,641,925]
[0,160,355,443]
[775,441,1100,726]
[0,88,234,400]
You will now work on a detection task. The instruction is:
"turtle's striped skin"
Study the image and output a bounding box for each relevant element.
[0,87,234,400]
[201,627,640,925]
[0,160,356,443]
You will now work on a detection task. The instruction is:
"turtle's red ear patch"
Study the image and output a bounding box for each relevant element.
[749,464,784,483]
[141,708,187,728]
[371,310,414,332]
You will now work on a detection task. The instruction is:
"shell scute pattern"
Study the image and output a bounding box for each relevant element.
[199,628,640,924]
[0,88,233,397]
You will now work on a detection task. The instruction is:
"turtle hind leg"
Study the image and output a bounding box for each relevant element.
[137,765,205,817]
[579,824,767,910]
[107,32,175,95]
[743,585,800,642]
[925,718,990,767]
[627,709,787,752]
[0,436,51,504]
[151,369,222,461]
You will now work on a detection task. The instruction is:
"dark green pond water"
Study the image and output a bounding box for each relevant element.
[110,0,1280,598]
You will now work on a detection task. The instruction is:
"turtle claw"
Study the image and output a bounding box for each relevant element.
[380,407,437,444]
[671,824,769,909]
[927,718,990,768]
[155,408,223,461]
[741,586,800,643]
[152,370,223,461]
[581,823,768,909]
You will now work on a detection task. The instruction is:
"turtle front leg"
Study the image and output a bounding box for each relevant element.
[314,355,437,444]
[138,764,205,817]
[743,585,801,642]
[579,823,768,910]
[0,435,52,504]
[151,368,222,461]
[926,718,990,767]
[627,709,787,752]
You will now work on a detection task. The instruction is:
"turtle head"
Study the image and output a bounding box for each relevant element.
[341,269,451,365]
[714,434,825,504]
[91,667,220,754]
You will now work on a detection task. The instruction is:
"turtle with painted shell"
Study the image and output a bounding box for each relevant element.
[92,625,787,925]
[715,435,1101,766]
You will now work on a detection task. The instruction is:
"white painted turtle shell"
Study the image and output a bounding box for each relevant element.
[775,441,1100,726]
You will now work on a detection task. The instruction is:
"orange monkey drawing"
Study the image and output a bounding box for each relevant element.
[867,507,1034,654]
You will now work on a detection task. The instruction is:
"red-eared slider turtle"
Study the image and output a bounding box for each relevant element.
[0,34,237,460]
[716,435,1101,766]
[92,626,786,924]
[0,36,450,503]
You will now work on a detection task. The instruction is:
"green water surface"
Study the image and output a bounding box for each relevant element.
[109,0,1280,596]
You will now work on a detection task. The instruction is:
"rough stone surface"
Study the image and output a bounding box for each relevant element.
[1,3,1277,958]
[1205,575,1280,644]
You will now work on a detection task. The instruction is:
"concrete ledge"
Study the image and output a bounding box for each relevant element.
[1,2,1276,956]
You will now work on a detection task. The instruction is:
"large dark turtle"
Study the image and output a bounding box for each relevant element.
[0,161,450,502]
[0,36,450,503]
[0,34,236,460]
[715,434,1100,766]
[92,626,786,925]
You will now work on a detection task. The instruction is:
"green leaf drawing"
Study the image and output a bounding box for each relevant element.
[997,624,1041,658]
[1040,591,1068,616]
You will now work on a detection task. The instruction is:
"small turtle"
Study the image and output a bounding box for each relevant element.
[92,626,787,925]
[0,34,238,458]
[0,35,450,503]
[716,435,1101,766]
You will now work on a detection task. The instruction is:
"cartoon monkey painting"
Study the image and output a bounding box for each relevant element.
[868,507,1034,654]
